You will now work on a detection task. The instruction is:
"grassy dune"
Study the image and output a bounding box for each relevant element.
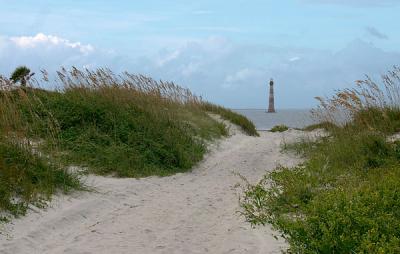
[0,138,80,217]
[0,68,257,217]
[240,67,400,253]
[0,80,81,218]
[200,103,259,136]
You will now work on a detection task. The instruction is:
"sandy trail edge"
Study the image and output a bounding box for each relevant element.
[0,125,315,254]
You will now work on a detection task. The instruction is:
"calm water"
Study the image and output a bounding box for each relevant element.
[233,109,317,130]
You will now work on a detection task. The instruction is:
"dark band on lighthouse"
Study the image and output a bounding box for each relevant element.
[268,78,276,113]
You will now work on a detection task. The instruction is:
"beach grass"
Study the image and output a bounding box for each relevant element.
[0,137,80,217]
[200,102,259,136]
[0,67,256,216]
[302,121,338,132]
[0,79,81,218]
[22,68,231,177]
[270,124,289,132]
[240,66,400,253]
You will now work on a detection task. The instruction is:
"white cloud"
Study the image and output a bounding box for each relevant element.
[289,56,301,62]
[156,50,181,67]
[0,33,114,82]
[10,33,94,54]
[137,38,400,108]
[225,68,263,83]
[1,33,399,108]
[223,68,266,89]
[181,62,201,77]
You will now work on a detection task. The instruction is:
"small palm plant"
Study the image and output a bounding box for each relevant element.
[10,66,35,87]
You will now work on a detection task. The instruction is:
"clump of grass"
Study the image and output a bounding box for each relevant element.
[312,66,400,134]
[0,66,254,218]
[303,121,338,131]
[240,66,400,253]
[200,102,259,136]
[270,124,289,132]
[17,68,230,177]
[0,76,80,217]
[0,137,80,217]
[282,137,321,157]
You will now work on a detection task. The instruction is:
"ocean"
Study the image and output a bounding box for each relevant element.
[233,109,317,130]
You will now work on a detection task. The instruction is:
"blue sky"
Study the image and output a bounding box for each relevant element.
[0,0,399,108]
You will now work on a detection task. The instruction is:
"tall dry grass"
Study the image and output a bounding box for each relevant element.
[14,68,229,177]
[312,66,400,133]
[0,76,80,218]
[240,66,400,253]
[2,67,256,176]
[51,68,257,135]
[0,66,257,216]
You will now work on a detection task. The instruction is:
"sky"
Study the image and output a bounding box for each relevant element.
[0,0,399,108]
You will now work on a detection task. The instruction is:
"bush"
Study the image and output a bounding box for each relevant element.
[201,102,259,136]
[270,124,289,132]
[14,69,231,177]
[0,76,81,217]
[241,146,400,253]
[0,138,80,216]
[240,67,400,253]
[303,121,338,132]
[0,67,255,218]
[34,89,215,177]
[5,68,257,179]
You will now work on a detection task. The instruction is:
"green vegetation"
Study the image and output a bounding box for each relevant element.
[30,90,227,177]
[0,75,80,217]
[302,121,338,132]
[0,137,80,217]
[240,67,400,253]
[270,124,289,132]
[10,66,34,87]
[1,67,256,216]
[200,102,259,136]
[18,68,232,177]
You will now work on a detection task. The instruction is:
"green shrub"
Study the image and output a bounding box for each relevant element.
[298,176,400,254]
[201,102,259,136]
[17,74,229,177]
[0,137,80,217]
[240,67,400,253]
[270,124,289,132]
[303,121,338,132]
[241,153,400,253]
[6,69,256,178]
[0,67,254,218]
[10,66,33,87]
[351,107,400,135]
[0,78,81,217]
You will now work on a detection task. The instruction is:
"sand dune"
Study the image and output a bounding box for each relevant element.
[0,124,313,254]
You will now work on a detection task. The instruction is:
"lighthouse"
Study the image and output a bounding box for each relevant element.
[268,78,276,113]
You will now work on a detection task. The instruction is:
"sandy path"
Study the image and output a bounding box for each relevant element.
[0,126,310,254]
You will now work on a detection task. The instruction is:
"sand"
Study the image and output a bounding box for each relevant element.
[0,123,316,254]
